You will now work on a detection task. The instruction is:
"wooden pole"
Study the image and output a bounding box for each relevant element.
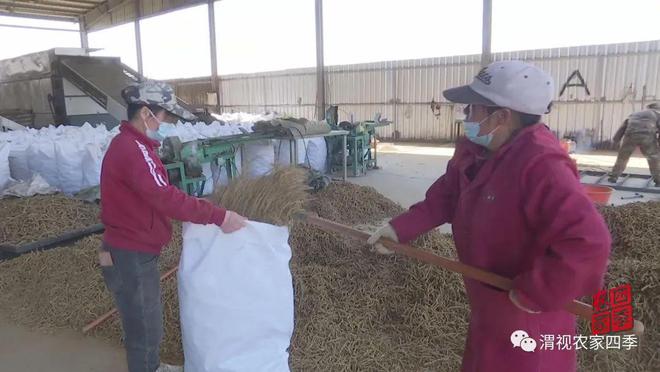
[298,213,644,335]
[82,266,178,334]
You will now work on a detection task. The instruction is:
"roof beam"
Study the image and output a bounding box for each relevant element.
[0,5,79,16]
[83,0,132,29]
[0,8,78,20]
[0,21,79,31]
[31,0,99,9]
[0,1,88,13]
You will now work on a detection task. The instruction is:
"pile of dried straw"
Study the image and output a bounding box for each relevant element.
[578,202,660,371]
[0,194,99,247]
[0,182,657,371]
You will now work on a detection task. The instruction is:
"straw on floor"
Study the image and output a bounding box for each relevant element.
[0,194,99,247]
[0,183,657,371]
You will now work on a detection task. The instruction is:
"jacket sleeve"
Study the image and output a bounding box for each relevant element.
[389,156,460,243]
[512,154,611,312]
[127,150,227,226]
[612,120,628,143]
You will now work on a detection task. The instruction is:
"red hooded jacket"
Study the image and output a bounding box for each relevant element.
[390,124,611,372]
[100,122,226,254]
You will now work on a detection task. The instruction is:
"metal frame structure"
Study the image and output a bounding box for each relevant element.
[1,0,493,117]
[580,170,660,194]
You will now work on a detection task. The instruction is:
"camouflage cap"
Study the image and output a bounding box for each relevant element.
[121,81,196,121]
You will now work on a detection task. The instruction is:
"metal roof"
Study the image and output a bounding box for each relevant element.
[0,0,206,31]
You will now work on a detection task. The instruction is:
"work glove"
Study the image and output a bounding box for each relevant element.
[366,223,399,255]
[220,210,248,233]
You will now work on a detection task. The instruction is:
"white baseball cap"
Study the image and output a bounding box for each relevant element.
[443,60,555,115]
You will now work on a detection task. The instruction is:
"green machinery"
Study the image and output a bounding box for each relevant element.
[160,131,330,195]
[160,134,268,196]
[326,107,392,177]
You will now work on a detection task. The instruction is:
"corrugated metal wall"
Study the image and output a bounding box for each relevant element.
[170,40,660,142]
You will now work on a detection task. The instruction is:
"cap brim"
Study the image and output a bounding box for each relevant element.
[443,85,496,106]
[160,103,197,122]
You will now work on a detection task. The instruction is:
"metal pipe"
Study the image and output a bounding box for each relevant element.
[342,134,347,180]
[481,0,492,67]
[0,9,79,21]
[314,0,325,120]
[0,0,88,12]
[82,266,178,333]
[207,0,221,111]
[0,22,79,32]
[0,224,105,255]
[79,17,89,49]
[297,213,645,336]
[134,0,143,76]
[0,5,78,17]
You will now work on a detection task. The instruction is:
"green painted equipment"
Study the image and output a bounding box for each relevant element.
[161,136,238,196]
[326,108,391,177]
[160,132,273,196]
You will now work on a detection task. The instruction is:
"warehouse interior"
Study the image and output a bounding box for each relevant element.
[1,0,659,371]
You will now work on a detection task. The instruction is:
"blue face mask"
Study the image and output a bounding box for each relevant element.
[146,111,173,142]
[463,112,499,147]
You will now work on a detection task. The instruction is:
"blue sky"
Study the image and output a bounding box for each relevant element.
[1,0,660,79]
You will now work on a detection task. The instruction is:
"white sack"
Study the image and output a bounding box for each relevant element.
[304,137,327,173]
[274,139,305,166]
[1,174,57,198]
[82,144,104,189]
[8,141,32,181]
[201,162,214,196]
[55,140,85,194]
[178,221,294,372]
[243,140,274,178]
[0,141,11,190]
[27,139,60,190]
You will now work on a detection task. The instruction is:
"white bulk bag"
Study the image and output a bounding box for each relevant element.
[8,140,32,181]
[200,162,215,196]
[178,221,294,372]
[0,141,11,190]
[82,143,104,189]
[243,140,274,178]
[27,139,60,190]
[274,139,307,167]
[305,137,328,173]
[55,140,85,194]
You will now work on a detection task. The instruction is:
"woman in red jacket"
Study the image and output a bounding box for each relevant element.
[368,61,610,372]
[100,81,247,372]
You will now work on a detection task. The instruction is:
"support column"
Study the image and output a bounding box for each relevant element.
[135,0,144,76]
[314,0,326,120]
[208,0,221,111]
[481,0,492,67]
[79,18,89,49]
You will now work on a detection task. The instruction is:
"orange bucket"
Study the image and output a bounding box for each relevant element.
[583,184,613,205]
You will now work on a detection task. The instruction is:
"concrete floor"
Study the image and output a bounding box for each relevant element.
[0,316,127,372]
[1,142,658,372]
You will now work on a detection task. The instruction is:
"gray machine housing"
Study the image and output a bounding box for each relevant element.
[0,48,141,128]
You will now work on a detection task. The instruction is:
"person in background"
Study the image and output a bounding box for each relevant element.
[608,103,660,186]
[368,61,610,372]
[100,81,247,372]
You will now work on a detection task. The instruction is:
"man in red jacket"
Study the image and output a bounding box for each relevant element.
[100,81,247,372]
[368,61,611,371]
